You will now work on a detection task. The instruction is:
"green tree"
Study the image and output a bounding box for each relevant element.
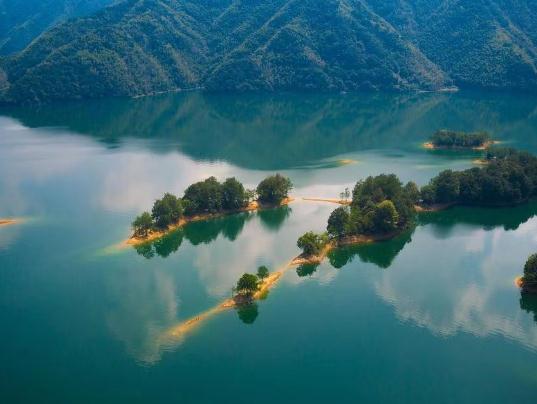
[432,170,460,203]
[183,177,224,215]
[297,231,328,256]
[151,193,183,228]
[373,200,399,233]
[222,177,248,210]
[236,273,259,296]
[403,181,420,204]
[132,211,154,237]
[256,174,293,204]
[327,206,350,239]
[524,253,537,285]
[257,265,269,280]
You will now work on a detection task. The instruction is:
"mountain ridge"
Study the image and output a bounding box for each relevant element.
[1,0,536,104]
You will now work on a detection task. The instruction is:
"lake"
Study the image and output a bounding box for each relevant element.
[1,91,537,403]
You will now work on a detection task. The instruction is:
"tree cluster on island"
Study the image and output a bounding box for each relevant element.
[430,130,491,148]
[421,148,537,206]
[296,174,419,257]
[297,148,537,259]
[132,174,292,238]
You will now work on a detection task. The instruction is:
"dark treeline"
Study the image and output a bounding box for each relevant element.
[421,148,537,206]
[430,130,490,148]
[132,174,292,238]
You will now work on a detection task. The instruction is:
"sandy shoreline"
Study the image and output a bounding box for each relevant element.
[422,140,497,151]
[0,218,20,227]
[123,198,294,247]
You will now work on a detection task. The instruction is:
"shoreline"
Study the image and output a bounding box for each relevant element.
[0,218,20,227]
[124,198,294,247]
[422,140,497,151]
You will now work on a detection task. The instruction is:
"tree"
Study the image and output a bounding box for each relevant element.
[524,253,537,285]
[183,176,224,215]
[327,207,350,239]
[432,170,460,203]
[403,181,420,204]
[222,177,248,210]
[132,211,154,237]
[236,273,259,296]
[151,193,183,229]
[256,174,293,204]
[339,187,350,201]
[373,200,399,233]
[257,265,269,280]
[297,231,328,256]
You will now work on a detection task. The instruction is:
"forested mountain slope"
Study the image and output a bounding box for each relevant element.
[0,0,115,55]
[1,0,536,104]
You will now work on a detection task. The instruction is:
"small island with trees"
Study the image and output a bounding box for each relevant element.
[294,174,419,264]
[424,130,494,150]
[295,147,537,264]
[129,174,293,246]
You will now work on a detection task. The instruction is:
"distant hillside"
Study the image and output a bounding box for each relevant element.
[1,0,536,104]
[367,0,537,91]
[0,0,115,55]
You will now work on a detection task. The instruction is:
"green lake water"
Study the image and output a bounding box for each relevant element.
[1,91,537,403]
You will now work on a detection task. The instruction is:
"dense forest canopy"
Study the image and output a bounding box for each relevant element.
[1,0,536,103]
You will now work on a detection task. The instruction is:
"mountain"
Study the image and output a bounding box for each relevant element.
[0,0,115,55]
[366,0,537,91]
[1,0,536,104]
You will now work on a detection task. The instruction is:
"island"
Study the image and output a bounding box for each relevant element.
[156,146,537,342]
[128,174,293,246]
[423,129,494,150]
[296,147,537,263]
[294,174,419,264]
[517,254,537,293]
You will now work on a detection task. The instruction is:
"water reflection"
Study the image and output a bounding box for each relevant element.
[135,212,252,259]
[328,229,414,269]
[520,293,537,323]
[236,303,259,325]
[2,91,537,170]
[296,263,320,277]
[258,206,292,232]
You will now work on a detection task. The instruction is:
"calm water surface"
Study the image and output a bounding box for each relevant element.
[1,91,537,403]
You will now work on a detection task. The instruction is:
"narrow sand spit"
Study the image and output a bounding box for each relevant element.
[160,260,294,342]
[302,197,351,206]
[0,218,20,227]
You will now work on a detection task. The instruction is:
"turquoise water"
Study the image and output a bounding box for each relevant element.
[1,91,537,403]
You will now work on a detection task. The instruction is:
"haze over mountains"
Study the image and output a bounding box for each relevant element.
[0,0,536,104]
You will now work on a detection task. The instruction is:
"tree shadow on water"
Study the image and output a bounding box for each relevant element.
[134,213,250,259]
[328,228,414,270]
[296,263,320,277]
[236,303,259,325]
[257,206,292,232]
[520,292,537,323]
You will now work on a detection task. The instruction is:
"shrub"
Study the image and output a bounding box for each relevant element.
[297,231,328,256]
[132,212,153,237]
